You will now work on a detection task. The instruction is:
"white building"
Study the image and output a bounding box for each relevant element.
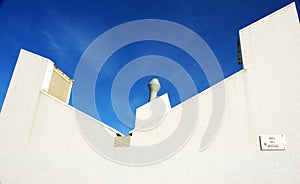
[0,2,299,183]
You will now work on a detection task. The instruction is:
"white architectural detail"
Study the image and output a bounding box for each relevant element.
[148,78,161,101]
[131,93,172,146]
[0,2,299,183]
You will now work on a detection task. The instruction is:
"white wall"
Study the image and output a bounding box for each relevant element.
[0,2,299,183]
[0,49,54,150]
[131,93,173,146]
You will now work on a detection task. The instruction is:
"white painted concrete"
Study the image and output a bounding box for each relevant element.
[131,93,175,146]
[134,94,171,127]
[0,2,299,183]
[148,78,161,101]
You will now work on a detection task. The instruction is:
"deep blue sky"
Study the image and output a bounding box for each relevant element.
[0,0,298,134]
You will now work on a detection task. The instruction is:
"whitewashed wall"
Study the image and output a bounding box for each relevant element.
[0,2,299,183]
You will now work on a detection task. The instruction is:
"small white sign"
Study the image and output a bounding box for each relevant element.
[259,134,285,151]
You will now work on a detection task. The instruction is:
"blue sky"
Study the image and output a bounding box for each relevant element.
[0,0,298,135]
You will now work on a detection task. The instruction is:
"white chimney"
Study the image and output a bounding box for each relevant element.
[148,78,161,101]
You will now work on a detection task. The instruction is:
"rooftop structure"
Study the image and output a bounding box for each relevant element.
[0,2,299,183]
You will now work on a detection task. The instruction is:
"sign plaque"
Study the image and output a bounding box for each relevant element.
[259,135,285,151]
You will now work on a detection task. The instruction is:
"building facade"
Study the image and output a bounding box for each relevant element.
[0,3,299,183]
